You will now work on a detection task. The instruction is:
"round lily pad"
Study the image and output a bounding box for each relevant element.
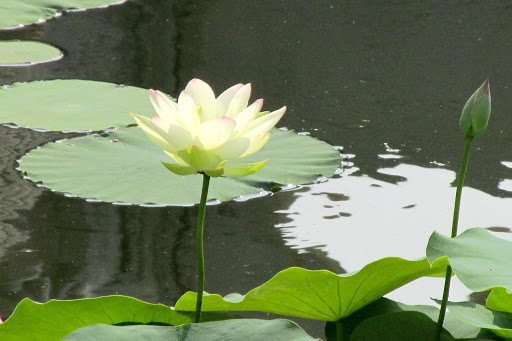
[0,80,154,132]
[0,1,127,30]
[0,41,62,65]
[18,127,341,205]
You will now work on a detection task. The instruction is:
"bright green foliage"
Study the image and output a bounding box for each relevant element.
[349,311,456,341]
[63,319,320,341]
[0,80,153,131]
[426,228,512,292]
[0,1,125,29]
[0,41,61,64]
[0,295,195,341]
[445,301,512,339]
[459,80,491,137]
[19,127,340,205]
[174,258,448,321]
[487,287,512,313]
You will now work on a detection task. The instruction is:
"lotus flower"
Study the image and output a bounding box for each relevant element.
[131,79,286,177]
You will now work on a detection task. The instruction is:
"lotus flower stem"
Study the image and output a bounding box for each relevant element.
[195,173,211,323]
[436,134,474,339]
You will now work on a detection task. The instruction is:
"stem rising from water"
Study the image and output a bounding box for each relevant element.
[435,135,473,339]
[195,173,211,323]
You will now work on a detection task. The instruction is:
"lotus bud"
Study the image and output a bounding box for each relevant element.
[459,79,491,137]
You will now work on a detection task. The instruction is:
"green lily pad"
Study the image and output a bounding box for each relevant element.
[0,295,231,341]
[349,311,456,341]
[426,228,512,292]
[19,126,340,205]
[0,41,61,65]
[174,258,448,322]
[0,1,126,30]
[63,319,320,341]
[0,80,153,132]
[445,301,512,339]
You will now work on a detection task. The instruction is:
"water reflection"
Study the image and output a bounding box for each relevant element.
[275,162,512,304]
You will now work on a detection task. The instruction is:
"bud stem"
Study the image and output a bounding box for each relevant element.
[435,134,474,339]
[195,173,211,323]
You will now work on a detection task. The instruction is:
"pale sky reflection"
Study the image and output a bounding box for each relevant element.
[275,163,512,305]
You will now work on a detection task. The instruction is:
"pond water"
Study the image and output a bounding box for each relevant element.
[1,1,512,338]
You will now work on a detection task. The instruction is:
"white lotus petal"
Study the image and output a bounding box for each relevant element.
[149,90,183,127]
[225,83,252,118]
[177,91,200,132]
[197,116,236,150]
[243,106,286,137]
[214,136,250,160]
[166,124,195,151]
[241,133,270,157]
[234,99,264,136]
[216,83,243,116]
[130,113,179,153]
[151,116,172,134]
[164,151,189,165]
[184,78,217,121]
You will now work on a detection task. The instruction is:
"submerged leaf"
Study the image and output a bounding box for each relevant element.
[175,258,448,321]
[19,127,340,205]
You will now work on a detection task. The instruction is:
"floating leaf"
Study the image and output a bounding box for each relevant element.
[63,319,320,341]
[19,126,340,205]
[0,1,126,30]
[446,301,512,339]
[0,41,61,65]
[349,311,455,341]
[174,258,448,321]
[426,228,512,291]
[0,295,231,341]
[0,80,153,132]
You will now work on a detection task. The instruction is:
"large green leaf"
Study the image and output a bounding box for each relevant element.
[19,126,340,205]
[445,301,512,339]
[0,1,126,29]
[0,295,232,341]
[0,41,61,65]
[426,228,512,292]
[349,311,455,341]
[63,319,320,341]
[174,258,448,322]
[328,297,486,340]
[487,287,512,313]
[0,80,153,132]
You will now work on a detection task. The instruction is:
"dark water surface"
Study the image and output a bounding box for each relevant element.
[1,1,512,338]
